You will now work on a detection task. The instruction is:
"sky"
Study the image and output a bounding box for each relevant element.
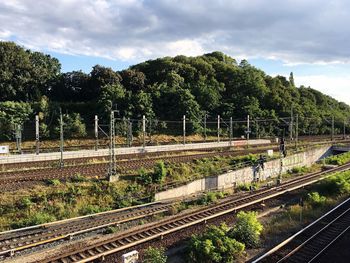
[0,0,349,104]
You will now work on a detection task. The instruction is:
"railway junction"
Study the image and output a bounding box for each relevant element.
[1,136,350,263]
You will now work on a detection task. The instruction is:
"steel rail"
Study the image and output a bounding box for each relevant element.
[42,163,350,263]
[275,202,350,263]
[0,202,171,258]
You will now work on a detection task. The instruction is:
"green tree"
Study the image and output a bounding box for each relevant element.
[54,113,87,138]
[98,83,126,115]
[0,42,32,101]
[0,101,33,140]
[143,246,167,263]
[187,224,245,263]
[229,211,263,248]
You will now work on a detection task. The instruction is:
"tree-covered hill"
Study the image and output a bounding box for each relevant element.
[0,41,349,140]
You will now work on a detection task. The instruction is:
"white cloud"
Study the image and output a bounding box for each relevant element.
[0,0,350,64]
[295,75,350,105]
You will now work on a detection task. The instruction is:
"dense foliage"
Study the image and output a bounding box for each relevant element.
[229,211,263,248]
[187,223,245,263]
[143,247,167,263]
[1,41,349,140]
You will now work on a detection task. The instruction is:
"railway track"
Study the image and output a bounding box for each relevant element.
[0,147,272,191]
[253,197,350,263]
[0,202,172,259]
[6,134,346,154]
[38,162,350,263]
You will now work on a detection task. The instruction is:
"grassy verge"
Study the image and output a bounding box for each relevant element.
[260,170,350,254]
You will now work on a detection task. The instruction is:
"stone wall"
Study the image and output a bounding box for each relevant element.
[155,145,332,201]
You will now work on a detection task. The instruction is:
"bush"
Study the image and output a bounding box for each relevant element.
[105,226,118,234]
[317,171,350,196]
[187,223,245,263]
[47,179,61,186]
[70,173,86,182]
[289,166,308,174]
[143,246,167,263]
[325,152,350,166]
[137,168,153,185]
[11,212,56,228]
[307,192,327,208]
[153,161,167,183]
[230,211,263,248]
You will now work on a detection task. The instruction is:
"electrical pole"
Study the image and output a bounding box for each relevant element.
[128,118,133,147]
[142,115,146,148]
[295,114,299,148]
[126,117,129,147]
[229,117,233,146]
[343,119,346,140]
[183,115,186,145]
[277,135,286,185]
[109,110,117,178]
[290,106,293,141]
[247,115,250,143]
[94,115,99,151]
[15,124,22,154]
[331,116,334,141]
[59,108,64,168]
[204,113,207,142]
[149,118,152,144]
[217,115,220,143]
[35,115,39,155]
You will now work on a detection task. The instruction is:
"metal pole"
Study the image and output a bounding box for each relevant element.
[59,108,64,168]
[149,118,152,144]
[204,114,207,142]
[331,116,334,141]
[295,114,299,148]
[128,118,132,147]
[290,106,293,141]
[217,115,220,143]
[109,110,117,178]
[247,115,250,142]
[229,117,233,146]
[343,119,346,140]
[142,115,146,148]
[183,115,186,145]
[35,115,39,155]
[256,119,260,139]
[16,124,22,154]
[94,115,99,151]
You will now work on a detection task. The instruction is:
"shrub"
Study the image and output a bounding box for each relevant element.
[153,161,167,183]
[70,173,86,182]
[47,179,61,186]
[230,211,263,248]
[11,212,56,228]
[143,246,167,263]
[187,223,245,263]
[325,152,350,166]
[105,226,118,234]
[307,192,327,208]
[138,168,153,185]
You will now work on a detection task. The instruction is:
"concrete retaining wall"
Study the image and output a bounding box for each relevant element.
[0,139,270,164]
[155,145,332,201]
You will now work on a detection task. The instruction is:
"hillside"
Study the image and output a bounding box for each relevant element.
[0,41,349,140]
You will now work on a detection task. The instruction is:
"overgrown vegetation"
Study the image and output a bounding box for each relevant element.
[325,151,350,165]
[230,211,264,248]
[187,223,245,263]
[0,179,147,231]
[264,170,350,241]
[187,211,263,262]
[143,246,167,263]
